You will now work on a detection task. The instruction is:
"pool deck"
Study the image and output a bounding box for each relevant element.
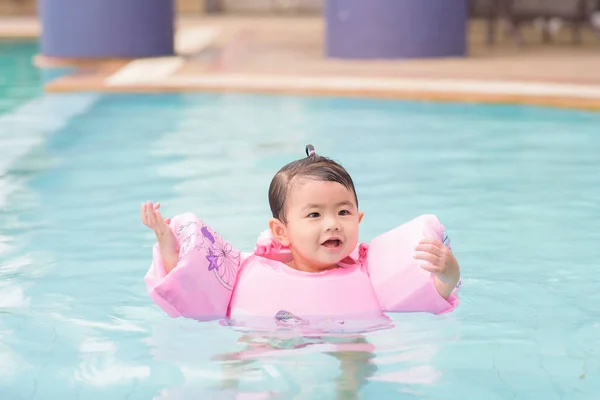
[2,15,600,110]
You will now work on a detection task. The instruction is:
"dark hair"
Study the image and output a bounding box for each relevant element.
[268,146,358,223]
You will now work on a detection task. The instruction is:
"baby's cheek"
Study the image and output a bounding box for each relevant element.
[349,229,360,244]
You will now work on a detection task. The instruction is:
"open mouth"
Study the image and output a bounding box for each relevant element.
[321,239,342,249]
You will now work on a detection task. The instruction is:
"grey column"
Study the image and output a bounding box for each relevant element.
[325,0,468,59]
[39,0,175,58]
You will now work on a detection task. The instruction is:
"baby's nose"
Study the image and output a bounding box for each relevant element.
[325,218,341,231]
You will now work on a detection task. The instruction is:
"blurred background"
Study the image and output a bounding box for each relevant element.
[1,2,600,400]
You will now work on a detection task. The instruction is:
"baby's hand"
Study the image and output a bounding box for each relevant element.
[141,201,179,273]
[141,201,172,238]
[414,238,460,298]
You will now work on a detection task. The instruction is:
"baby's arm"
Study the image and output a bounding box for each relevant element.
[142,206,243,320]
[141,201,178,273]
[414,238,460,299]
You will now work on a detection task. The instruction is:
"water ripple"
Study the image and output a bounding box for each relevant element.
[1,42,600,399]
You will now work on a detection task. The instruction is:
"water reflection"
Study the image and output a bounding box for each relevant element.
[212,333,377,399]
[144,313,455,399]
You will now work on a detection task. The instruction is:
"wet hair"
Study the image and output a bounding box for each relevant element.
[268,145,358,223]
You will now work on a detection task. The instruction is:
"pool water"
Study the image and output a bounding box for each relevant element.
[0,40,41,113]
[1,41,600,400]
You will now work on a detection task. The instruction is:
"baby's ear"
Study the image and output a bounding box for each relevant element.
[358,211,365,224]
[269,218,290,246]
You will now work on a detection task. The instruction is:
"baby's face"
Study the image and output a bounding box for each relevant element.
[282,179,362,271]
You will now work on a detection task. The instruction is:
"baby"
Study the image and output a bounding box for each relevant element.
[142,145,461,322]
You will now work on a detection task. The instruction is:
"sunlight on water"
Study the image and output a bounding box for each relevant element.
[1,41,600,399]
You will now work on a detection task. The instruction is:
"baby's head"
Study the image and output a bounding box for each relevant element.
[268,145,364,272]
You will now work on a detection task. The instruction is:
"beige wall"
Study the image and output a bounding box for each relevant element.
[0,0,206,16]
[223,0,322,13]
[176,0,205,14]
[0,0,37,15]
[0,0,326,16]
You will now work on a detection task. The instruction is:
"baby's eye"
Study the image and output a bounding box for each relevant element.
[307,212,320,218]
[339,209,351,216]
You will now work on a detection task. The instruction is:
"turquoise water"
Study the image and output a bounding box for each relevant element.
[0,40,41,113]
[1,41,600,400]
